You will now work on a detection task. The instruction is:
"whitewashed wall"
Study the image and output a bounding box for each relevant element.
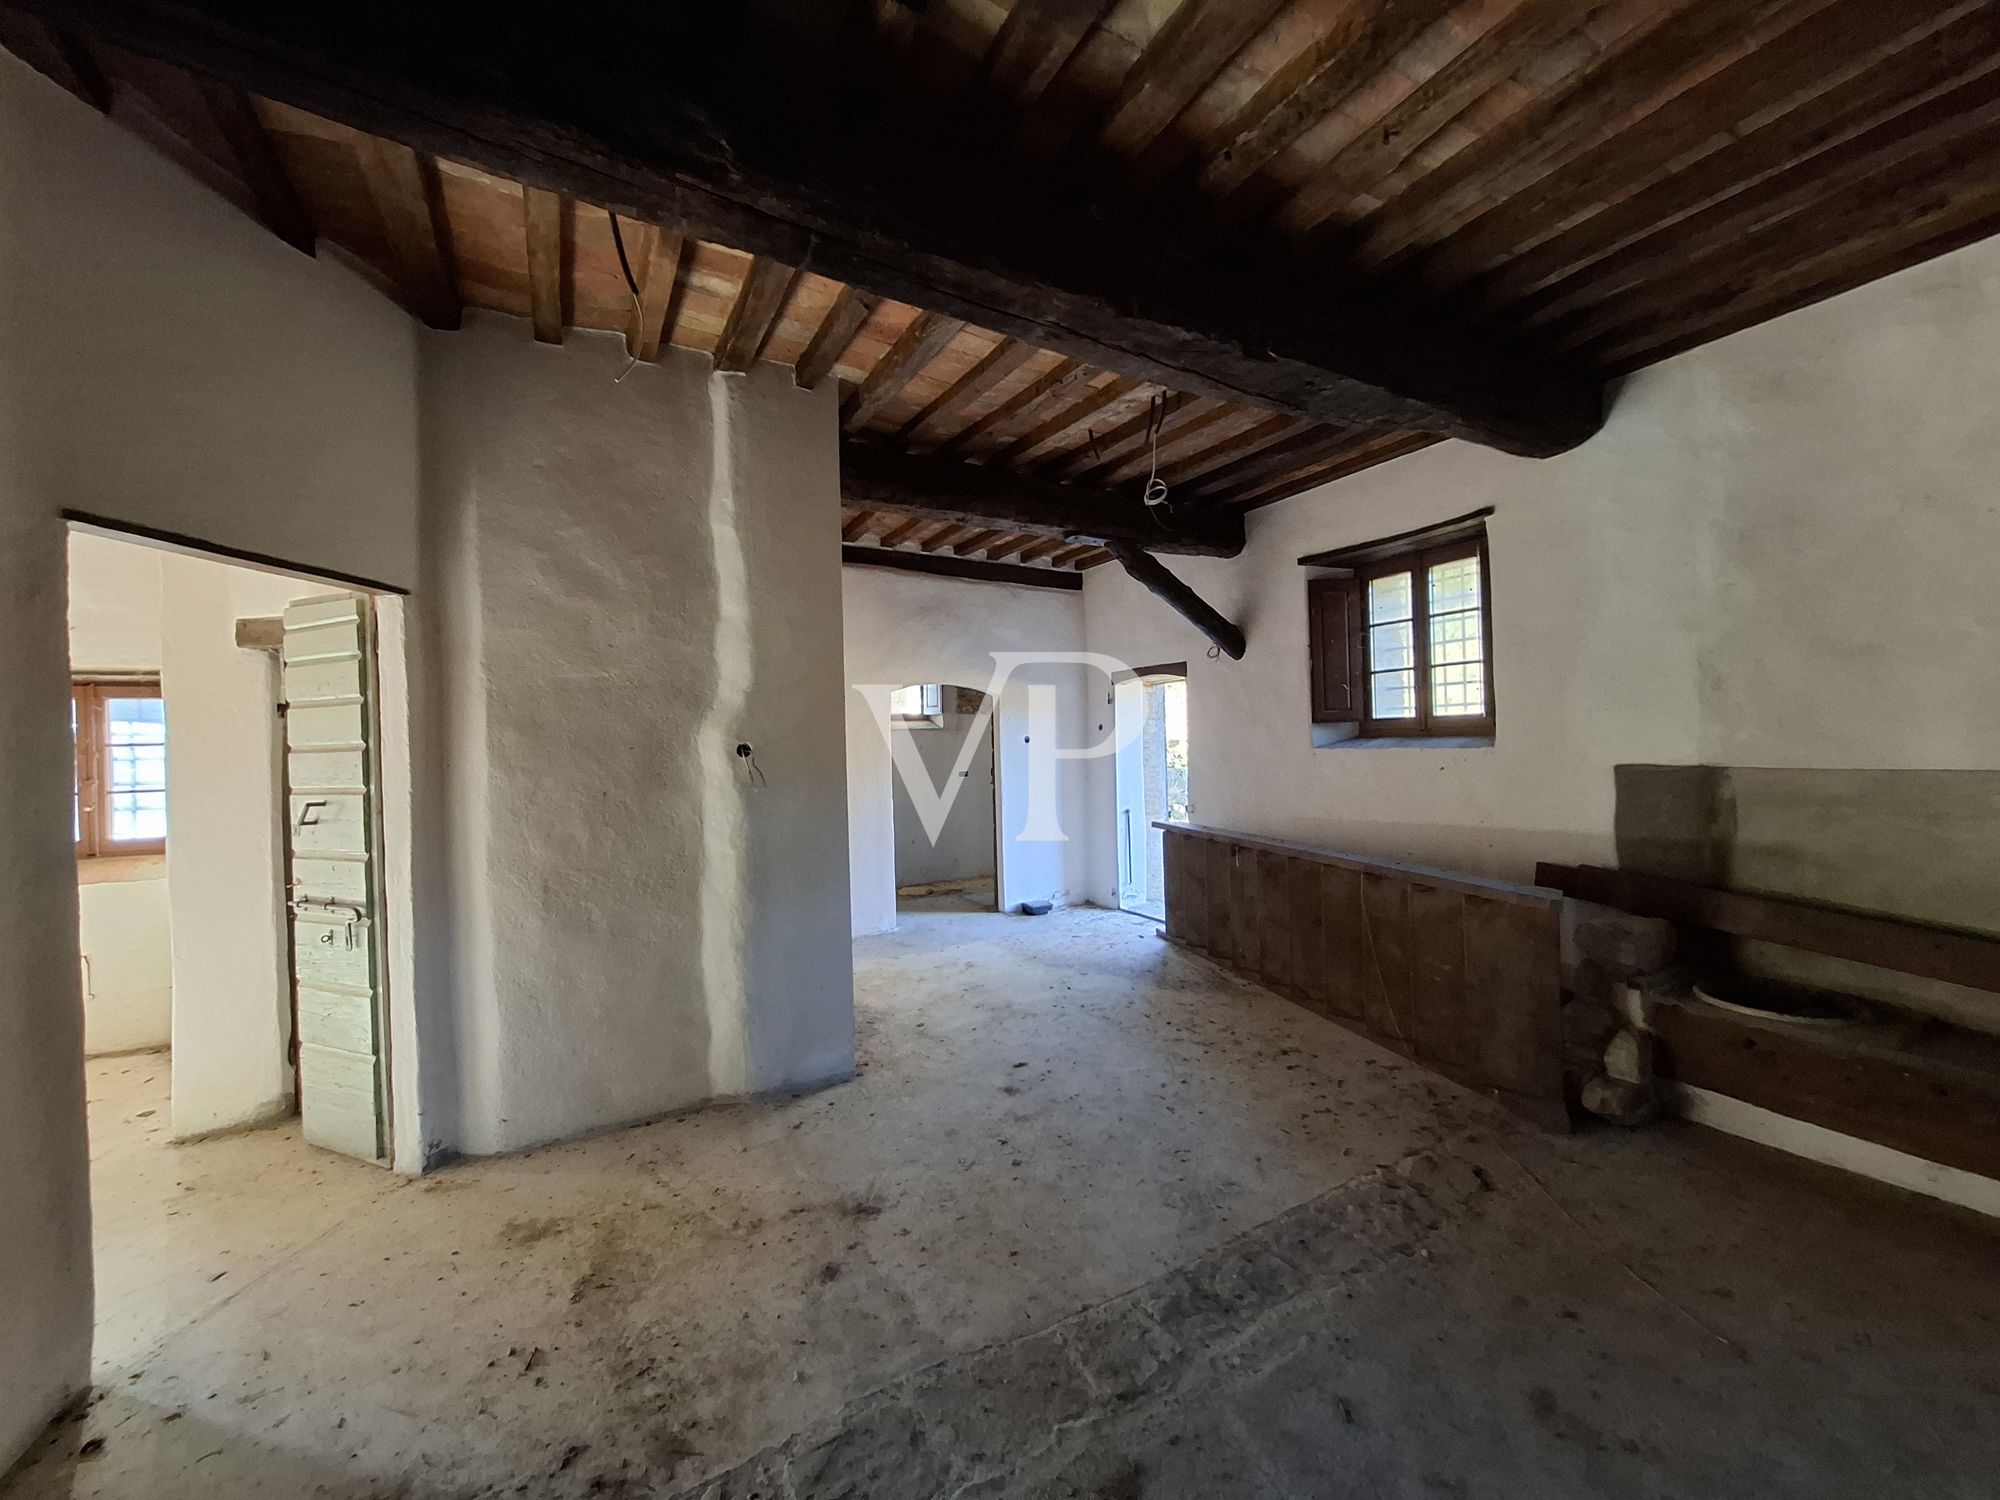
[0,53,422,1467]
[1081,231,2000,902]
[843,567,1094,934]
[418,321,855,1155]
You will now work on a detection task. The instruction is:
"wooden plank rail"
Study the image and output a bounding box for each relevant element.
[1535,862,2000,993]
[1536,863,2000,1181]
[1161,823,1568,1128]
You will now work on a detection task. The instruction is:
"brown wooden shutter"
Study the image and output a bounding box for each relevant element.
[1307,576,1362,724]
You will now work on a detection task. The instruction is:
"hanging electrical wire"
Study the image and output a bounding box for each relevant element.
[608,211,646,383]
[1142,393,1171,523]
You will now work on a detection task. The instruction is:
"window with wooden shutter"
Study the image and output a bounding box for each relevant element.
[1301,512,1496,742]
[1307,576,1361,724]
[72,680,169,857]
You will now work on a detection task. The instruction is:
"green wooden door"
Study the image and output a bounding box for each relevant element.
[283,594,388,1164]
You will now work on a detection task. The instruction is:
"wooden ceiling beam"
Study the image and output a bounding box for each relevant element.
[1416,0,1979,294]
[1057,392,1218,481]
[0,8,111,109]
[522,185,566,344]
[356,137,459,330]
[935,358,1090,457]
[199,83,315,253]
[948,527,1006,557]
[1181,425,1360,500]
[1236,431,1438,509]
[840,510,876,543]
[26,0,1605,456]
[1526,63,2000,337]
[623,220,684,362]
[1273,0,1587,240]
[983,532,1040,563]
[1599,194,2000,377]
[922,523,982,553]
[793,285,876,391]
[1014,535,1071,564]
[842,544,1083,592]
[982,0,1114,108]
[897,338,1039,443]
[1195,1,1439,209]
[715,255,798,372]
[842,310,965,428]
[1105,540,1245,659]
[1569,125,2000,365]
[1097,0,1290,162]
[1156,414,1303,487]
[1047,541,1102,568]
[1000,377,1146,467]
[1479,5,2000,314]
[841,440,1244,557]
[1349,0,1815,273]
[878,514,934,548]
[1093,403,1259,485]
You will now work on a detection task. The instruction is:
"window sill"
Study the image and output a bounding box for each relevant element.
[1313,730,1495,751]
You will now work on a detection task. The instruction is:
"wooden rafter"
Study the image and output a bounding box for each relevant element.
[877,515,933,548]
[1002,378,1146,467]
[1182,425,1359,501]
[22,0,1604,456]
[200,83,314,253]
[16,0,2000,527]
[897,338,1038,442]
[623,220,684,362]
[842,544,1083,591]
[715,255,797,373]
[841,441,1244,557]
[936,358,1090,457]
[522,185,565,344]
[1096,0,1290,164]
[842,311,965,428]
[1195,1,1439,210]
[794,285,875,391]
[1091,403,1253,486]
[0,8,109,109]
[982,0,1112,107]
[1272,0,1587,240]
[356,137,459,330]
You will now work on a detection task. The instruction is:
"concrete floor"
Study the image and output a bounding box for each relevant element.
[8,899,2000,1499]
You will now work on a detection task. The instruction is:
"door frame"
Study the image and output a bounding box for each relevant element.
[62,518,423,1171]
[1113,662,1187,918]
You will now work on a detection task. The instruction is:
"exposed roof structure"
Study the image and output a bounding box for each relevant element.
[7,0,1999,575]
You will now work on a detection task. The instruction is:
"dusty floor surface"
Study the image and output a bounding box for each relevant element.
[8,899,2000,1498]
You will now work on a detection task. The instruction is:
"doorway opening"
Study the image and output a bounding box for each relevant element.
[890,682,1000,915]
[1115,667,1189,922]
[64,523,406,1385]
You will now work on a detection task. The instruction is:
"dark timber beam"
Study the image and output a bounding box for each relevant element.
[840,442,1243,558]
[842,545,1082,592]
[20,0,1607,457]
[1104,540,1245,660]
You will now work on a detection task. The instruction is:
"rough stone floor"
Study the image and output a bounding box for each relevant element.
[8,899,2000,1499]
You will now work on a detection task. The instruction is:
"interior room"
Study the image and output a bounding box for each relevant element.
[4,4,1999,1497]
[887,681,999,913]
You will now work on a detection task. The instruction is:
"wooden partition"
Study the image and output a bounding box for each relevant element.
[1160,824,1569,1128]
